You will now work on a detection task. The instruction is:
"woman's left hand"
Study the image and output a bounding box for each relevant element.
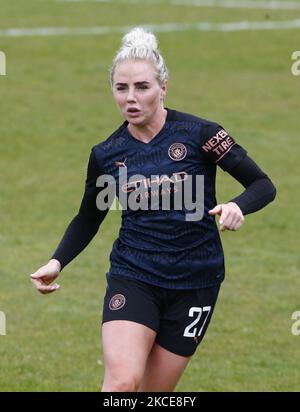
[208,202,244,231]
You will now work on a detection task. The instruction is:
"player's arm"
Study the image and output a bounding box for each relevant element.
[201,123,276,231]
[226,155,276,215]
[30,148,109,293]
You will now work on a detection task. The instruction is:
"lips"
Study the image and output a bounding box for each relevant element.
[127,107,140,113]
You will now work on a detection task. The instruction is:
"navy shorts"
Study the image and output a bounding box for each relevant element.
[102,275,220,357]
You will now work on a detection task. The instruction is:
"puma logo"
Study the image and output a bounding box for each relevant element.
[115,158,127,168]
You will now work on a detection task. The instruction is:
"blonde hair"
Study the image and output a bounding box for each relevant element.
[110,27,169,87]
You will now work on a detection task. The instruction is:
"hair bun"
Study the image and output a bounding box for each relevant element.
[110,26,168,86]
[121,27,158,51]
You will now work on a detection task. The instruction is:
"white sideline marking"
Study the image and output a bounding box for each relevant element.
[172,0,300,10]
[1,20,300,37]
[57,0,112,2]
[57,0,300,10]
[56,0,153,3]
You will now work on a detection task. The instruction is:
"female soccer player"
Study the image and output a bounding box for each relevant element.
[30,27,276,392]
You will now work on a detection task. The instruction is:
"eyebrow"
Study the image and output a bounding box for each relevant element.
[115,81,151,86]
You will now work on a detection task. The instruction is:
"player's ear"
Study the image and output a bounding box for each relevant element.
[160,80,168,100]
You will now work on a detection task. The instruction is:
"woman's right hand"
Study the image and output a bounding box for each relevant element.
[30,259,61,294]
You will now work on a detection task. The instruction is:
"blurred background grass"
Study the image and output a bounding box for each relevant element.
[0,0,299,391]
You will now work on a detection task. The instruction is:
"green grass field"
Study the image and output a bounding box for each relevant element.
[0,0,299,392]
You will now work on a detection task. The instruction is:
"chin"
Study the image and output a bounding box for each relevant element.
[126,116,146,126]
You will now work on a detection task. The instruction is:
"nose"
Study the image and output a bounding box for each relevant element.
[126,87,136,103]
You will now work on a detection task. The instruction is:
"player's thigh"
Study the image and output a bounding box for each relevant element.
[101,276,161,379]
[102,320,156,379]
[138,343,191,392]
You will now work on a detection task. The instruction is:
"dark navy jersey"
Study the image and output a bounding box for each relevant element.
[92,108,247,289]
[52,108,276,289]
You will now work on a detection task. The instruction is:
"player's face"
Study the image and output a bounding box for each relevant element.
[112,60,167,127]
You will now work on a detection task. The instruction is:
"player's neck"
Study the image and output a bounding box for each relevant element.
[128,107,167,143]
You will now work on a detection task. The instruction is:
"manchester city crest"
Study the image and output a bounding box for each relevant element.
[109,294,126,311]
[168,143,187,161]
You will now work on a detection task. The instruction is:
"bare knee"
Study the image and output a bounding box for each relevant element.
[102,375,140,392]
